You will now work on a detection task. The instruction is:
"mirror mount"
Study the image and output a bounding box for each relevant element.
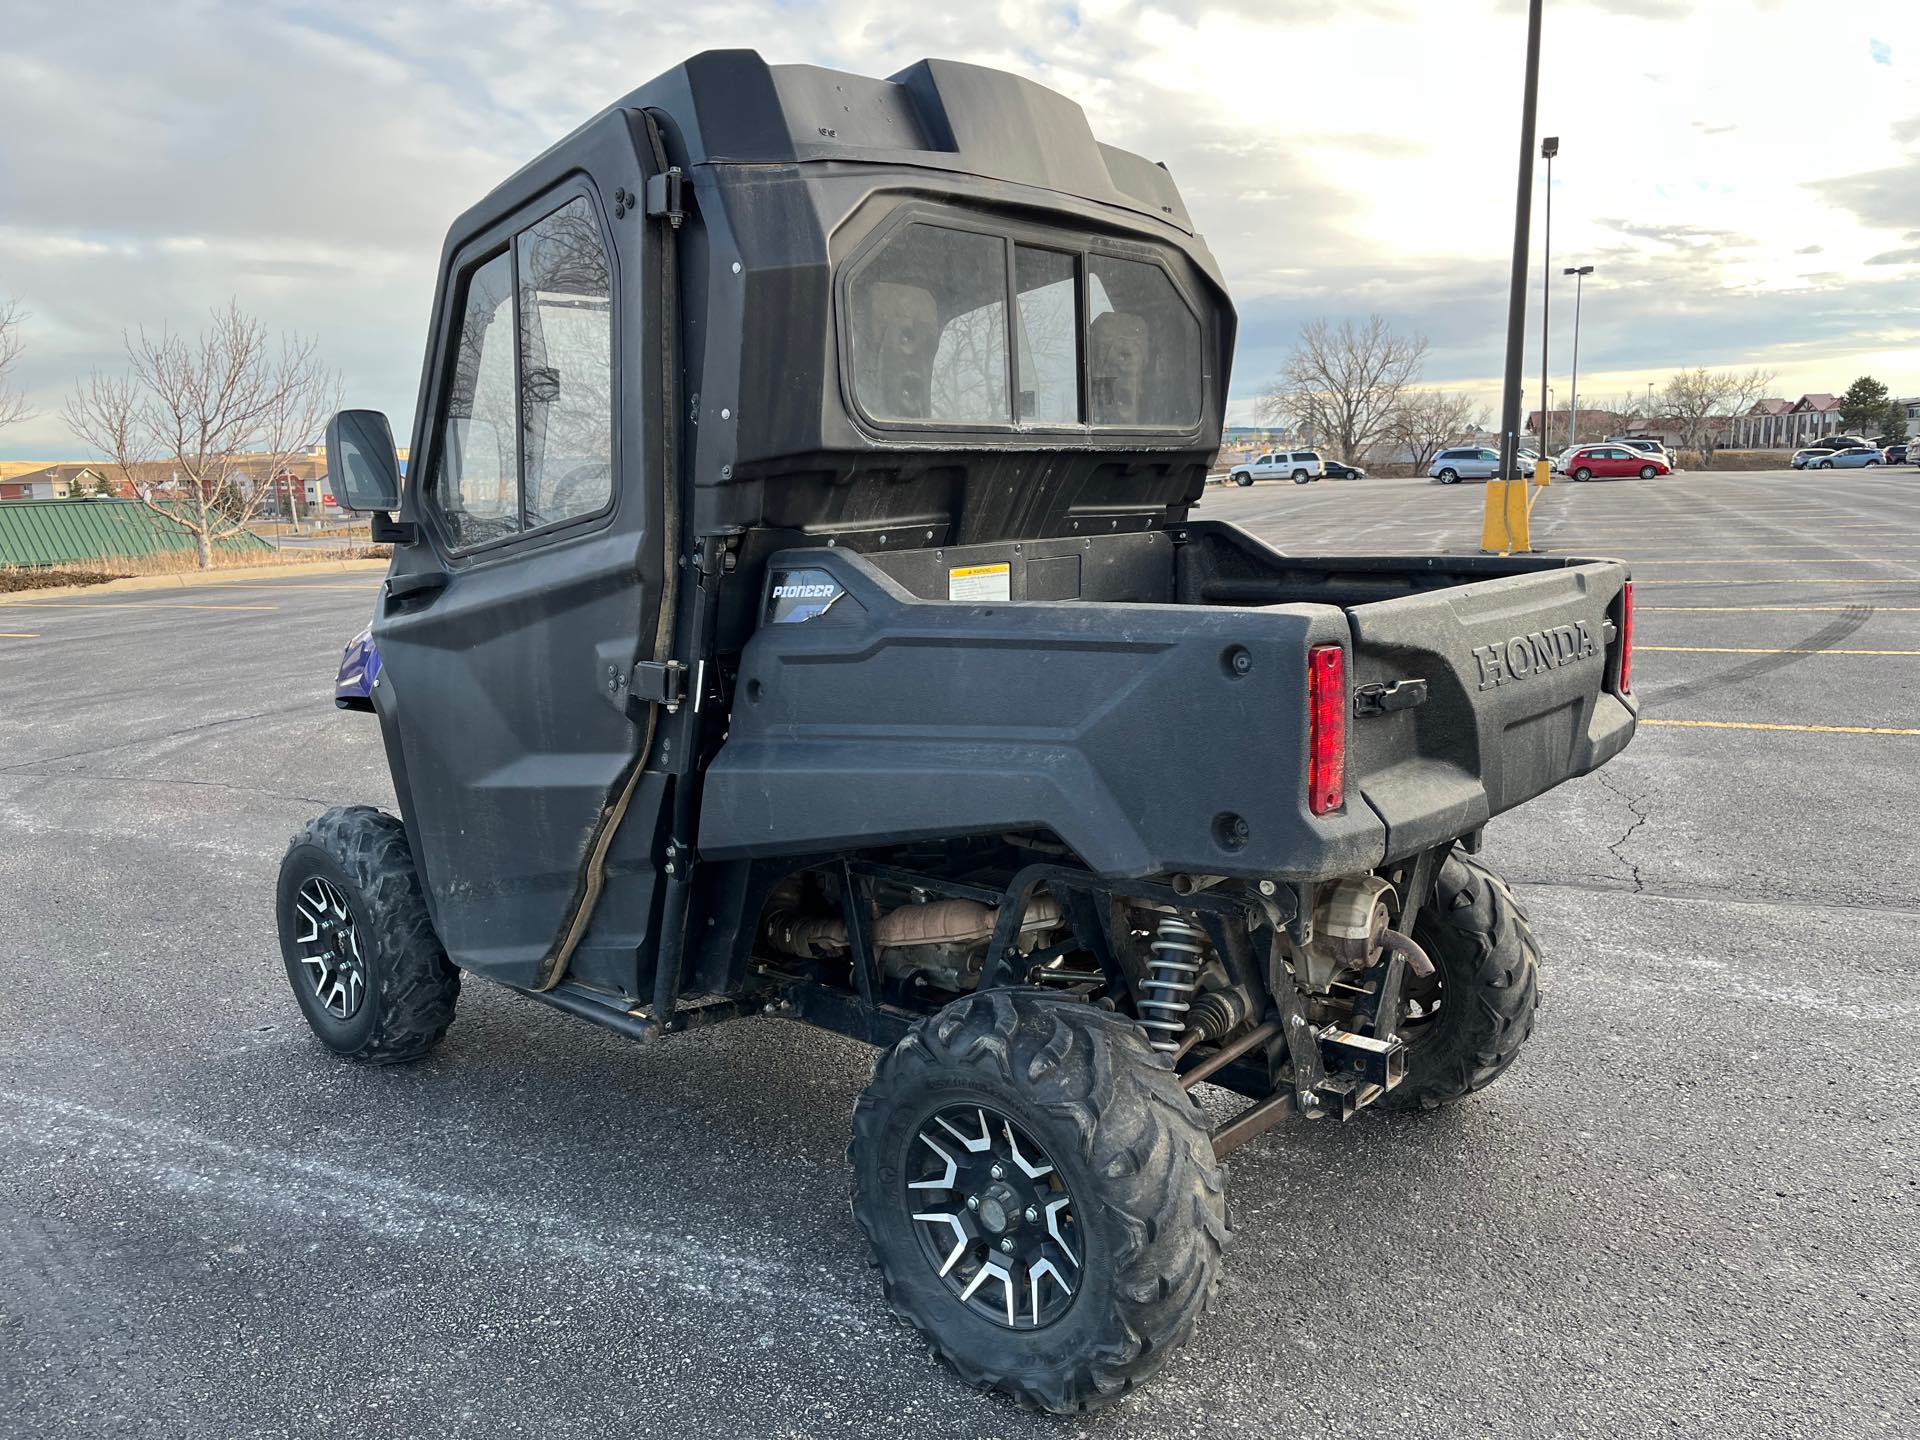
[324,408,416,543]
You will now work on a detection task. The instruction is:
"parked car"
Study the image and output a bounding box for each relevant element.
[1563,444,1672,481]
[1883,443,1907,464]
[1790,448,1835,470]
[1229,449,1324,485]
[1321,457,1367,479]
[1811,446,1884,469]
[1429,446,1505,483]
[1605,436,1671,462]
[1811,434,1870,452]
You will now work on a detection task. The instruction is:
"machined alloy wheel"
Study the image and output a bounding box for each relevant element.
[1640,465,1657,479]
[276,805,460,1064]
[1235,472,1252,486]
[1438,468,1459,484]
[292,876,366,1019]
[1817,460,1833,469]
[1573,467,1593,481]
[1292,468,1309,482]
[906,1103,1082,1330]
[852,990,1225,1413]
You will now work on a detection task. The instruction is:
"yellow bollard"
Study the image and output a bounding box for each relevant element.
[1480,479,1511,552]
[1479,469,1539,554]
[1534,457,1552,488]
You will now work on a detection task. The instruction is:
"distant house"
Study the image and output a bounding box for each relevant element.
[0,464,117,501]
[1729,394,1848,450]
[1525,409,1626,446]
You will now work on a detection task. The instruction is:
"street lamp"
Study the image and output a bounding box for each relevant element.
[1539,135,1558,458]
[1563,264,1593,448]
[1496,0,1545,486]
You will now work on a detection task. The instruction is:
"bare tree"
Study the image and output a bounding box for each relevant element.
[1657,366,1776,467]
[1255,316,1428,461]
[0,297,33,432]
[65,302,337,568]
[1389,389,1486,477]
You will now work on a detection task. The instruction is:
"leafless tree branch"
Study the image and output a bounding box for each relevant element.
[1389,389,1487,476]
[0,297,34,432]
[1254,316,1428,461]
[65,300,339,568]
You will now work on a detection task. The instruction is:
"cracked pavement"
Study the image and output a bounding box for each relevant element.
[4,473,1918,1439]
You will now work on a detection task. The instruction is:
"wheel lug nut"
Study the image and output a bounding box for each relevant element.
[999,1238,1015,1253]
[989,1164,1004,1180]
[966,1195,980,1211]
[1025,1206,1038,1222]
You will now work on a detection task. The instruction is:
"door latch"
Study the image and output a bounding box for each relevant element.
[1353,678,1428,717]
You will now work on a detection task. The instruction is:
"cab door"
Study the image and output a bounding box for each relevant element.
[373,110,672,994]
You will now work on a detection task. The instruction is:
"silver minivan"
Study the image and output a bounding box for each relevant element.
[1429,446,1504,483]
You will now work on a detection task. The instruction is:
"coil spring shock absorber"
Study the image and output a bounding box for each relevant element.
[1139,914,1207,1052]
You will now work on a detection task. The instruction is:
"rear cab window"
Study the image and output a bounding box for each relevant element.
[845,216,1205,436]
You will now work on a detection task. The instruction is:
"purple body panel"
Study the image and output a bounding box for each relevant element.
[334,623,381,708]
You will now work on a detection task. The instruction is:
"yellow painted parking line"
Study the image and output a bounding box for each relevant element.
[1642,718,1920,737]
[0,601,281,612]
[1637,645,1920,656]
[1639,605,1920,613]
[0,631,39,638]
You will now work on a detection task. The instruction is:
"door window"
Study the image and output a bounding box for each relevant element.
[431,193,615,549]
[519,197,613,528]
[437,251,520,548]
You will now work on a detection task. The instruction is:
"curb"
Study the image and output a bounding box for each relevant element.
[0,557,389,605]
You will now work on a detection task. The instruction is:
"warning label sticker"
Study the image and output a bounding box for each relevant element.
[947,562,1012,602]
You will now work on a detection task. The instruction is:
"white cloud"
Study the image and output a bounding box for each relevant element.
[0,0,1915,456]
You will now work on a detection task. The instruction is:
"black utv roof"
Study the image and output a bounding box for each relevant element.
[436,48,1232,550]
[479,49,1195,238]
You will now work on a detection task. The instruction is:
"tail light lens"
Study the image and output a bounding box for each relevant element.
[1307,644,1346,815]
[1618,581,1635,693]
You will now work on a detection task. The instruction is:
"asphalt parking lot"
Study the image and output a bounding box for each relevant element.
[3,468,1916,1439]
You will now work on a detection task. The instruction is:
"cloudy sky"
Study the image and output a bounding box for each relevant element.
[1,0,1915,458]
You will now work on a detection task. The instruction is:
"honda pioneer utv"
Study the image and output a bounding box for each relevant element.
[282,50,1636,1413]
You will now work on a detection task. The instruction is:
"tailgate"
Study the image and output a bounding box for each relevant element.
[1345,559,1635,859]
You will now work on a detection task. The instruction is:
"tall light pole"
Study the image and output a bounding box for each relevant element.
[1539,135,1558,454]
[1496,0,1546,485]
[1564,264,1593,448]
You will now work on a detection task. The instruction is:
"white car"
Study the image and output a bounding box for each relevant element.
[1229,449,1324,486]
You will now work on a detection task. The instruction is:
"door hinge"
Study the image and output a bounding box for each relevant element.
[645,167,687,229]
[1353,678,1428,717]
[629,659,687,712]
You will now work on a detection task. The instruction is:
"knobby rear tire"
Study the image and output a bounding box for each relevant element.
[1380,854,1540,1111]
[850,990,1226,1414]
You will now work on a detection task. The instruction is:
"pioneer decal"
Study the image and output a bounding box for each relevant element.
[765,567,858,625]
[1472,621,1599,691]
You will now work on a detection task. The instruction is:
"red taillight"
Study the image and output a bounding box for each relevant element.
[1618,581,1635,693]
[1307,644,1346,815]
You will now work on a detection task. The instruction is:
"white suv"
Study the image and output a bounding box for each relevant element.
[1229,449,1324,486]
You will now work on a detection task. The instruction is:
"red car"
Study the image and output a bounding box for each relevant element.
[1562,444,1670,481]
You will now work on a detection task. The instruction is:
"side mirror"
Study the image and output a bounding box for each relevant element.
[325,409,402,513]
